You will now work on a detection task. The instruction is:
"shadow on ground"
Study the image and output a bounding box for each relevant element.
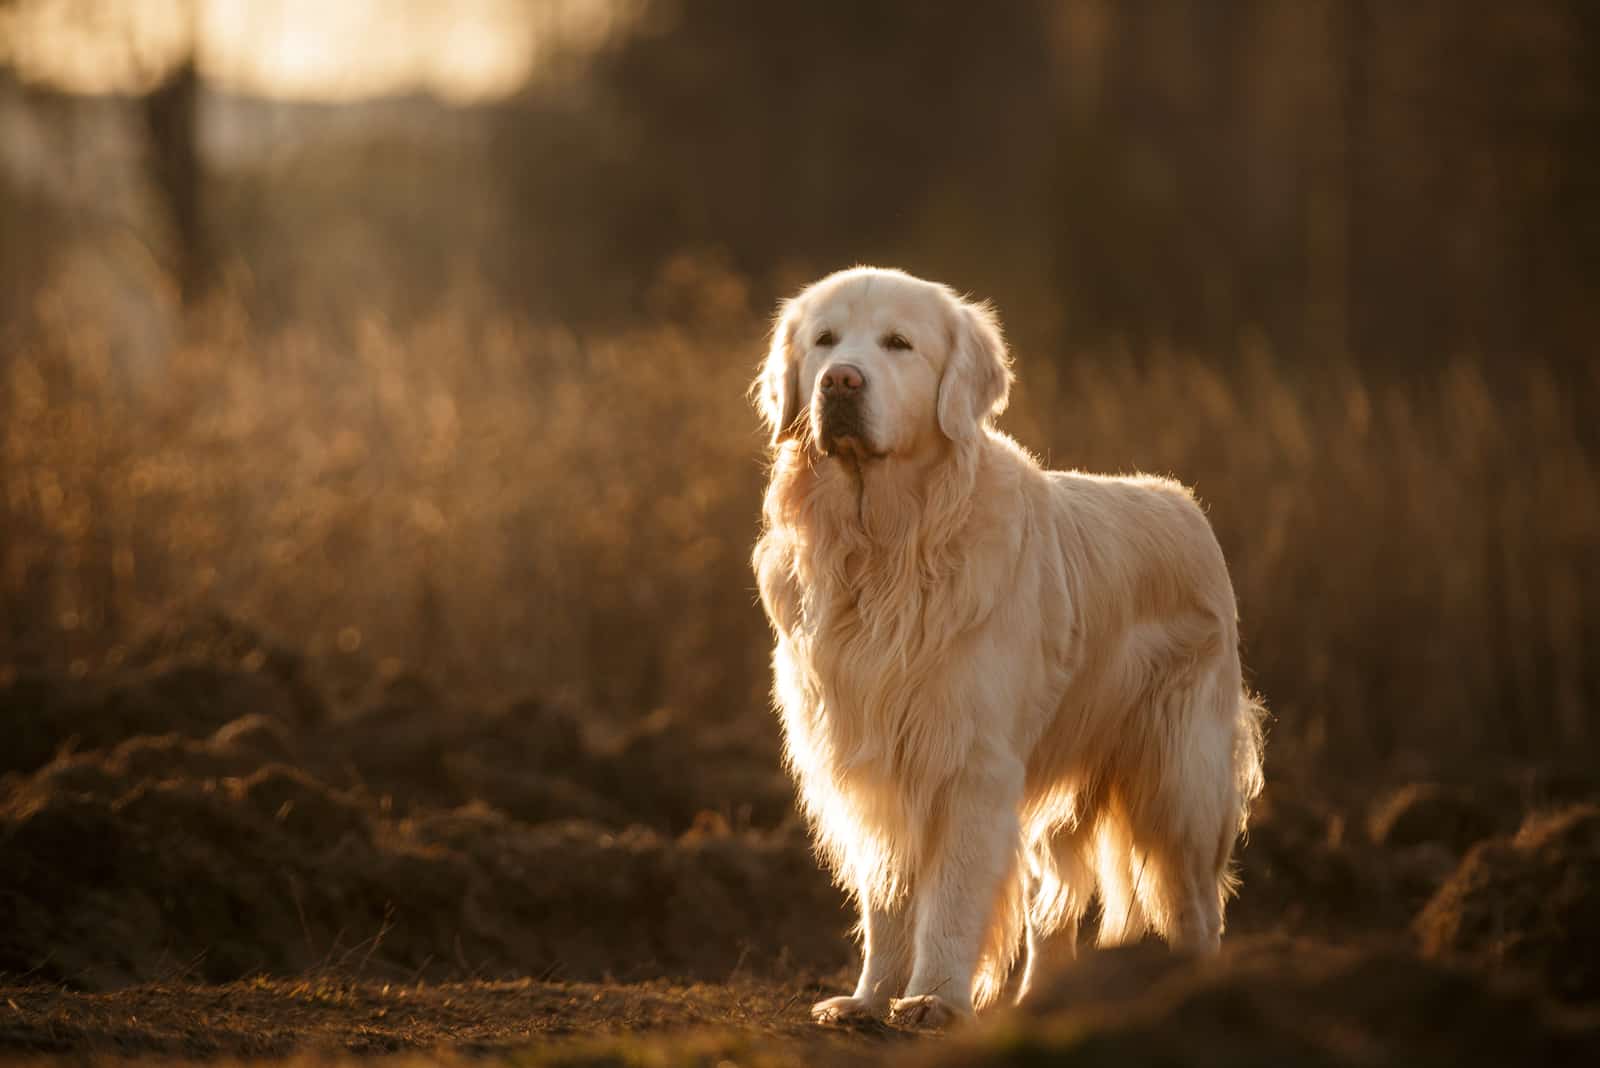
[2,614,1596,1064]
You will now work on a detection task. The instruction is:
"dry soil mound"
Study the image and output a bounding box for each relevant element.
[0,620,849,992]
[1416,803,1600,1004]
[921,938,1598,1067]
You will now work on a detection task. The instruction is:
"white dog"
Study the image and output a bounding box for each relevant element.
[750,267,1265,1028]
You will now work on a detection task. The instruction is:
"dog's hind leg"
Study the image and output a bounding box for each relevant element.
[1130,659,1250,955]
[1017,909,1079,1004]
[1015,822,1093,1002]
[1143,847,1223,954]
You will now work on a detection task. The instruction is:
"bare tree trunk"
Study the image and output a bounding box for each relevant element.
[142,54,209,306]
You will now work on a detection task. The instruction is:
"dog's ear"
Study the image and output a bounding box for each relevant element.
[754,297,803,446]
[937,294,1013,442]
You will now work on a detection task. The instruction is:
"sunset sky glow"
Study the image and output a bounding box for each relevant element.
[0,0,627,100]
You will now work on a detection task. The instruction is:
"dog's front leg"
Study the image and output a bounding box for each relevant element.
[890,761,1022,1028]
[812,893,913,1022]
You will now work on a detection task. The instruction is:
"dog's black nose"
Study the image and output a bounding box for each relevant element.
[819,364,865,396]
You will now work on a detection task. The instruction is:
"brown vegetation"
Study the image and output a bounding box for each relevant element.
[1416,804,1600,1004]
[3,261,1597,1063]
[3,271,1596,768]
[2,2,1598,1063]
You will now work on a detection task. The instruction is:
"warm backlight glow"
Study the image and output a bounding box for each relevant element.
[0,0,628,101]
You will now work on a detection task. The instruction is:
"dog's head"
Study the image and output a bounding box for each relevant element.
[755,267,1013,460]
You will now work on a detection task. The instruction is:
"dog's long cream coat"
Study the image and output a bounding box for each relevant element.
[751,268,1265,1027]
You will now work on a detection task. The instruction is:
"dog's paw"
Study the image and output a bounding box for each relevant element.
[810,995,883,1025]
[888,993,969,1030]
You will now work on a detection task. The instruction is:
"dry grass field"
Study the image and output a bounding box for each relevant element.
[6,1,1600,1061]
[3,265,1598,1064]
[5,264,1596,765]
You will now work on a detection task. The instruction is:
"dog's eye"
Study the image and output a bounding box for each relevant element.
[883,332,913,351]
[815,330,836,347]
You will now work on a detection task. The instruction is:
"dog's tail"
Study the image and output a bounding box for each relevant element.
[1220,687,1268,901]
[1234,688,1267,829]
[972,847,1028,1010]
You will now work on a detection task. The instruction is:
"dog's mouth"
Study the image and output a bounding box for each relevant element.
[813,404,881,461]
[820,433,876,460]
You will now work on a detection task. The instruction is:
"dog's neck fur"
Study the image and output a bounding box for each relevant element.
[760,435,988,653]
[769,437,977,564]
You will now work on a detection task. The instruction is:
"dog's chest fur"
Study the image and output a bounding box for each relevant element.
[766,510,989,785]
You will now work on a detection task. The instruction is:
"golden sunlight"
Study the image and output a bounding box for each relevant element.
[0,0,626,101]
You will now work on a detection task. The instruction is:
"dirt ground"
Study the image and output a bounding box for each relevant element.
[3,615,1598,1065]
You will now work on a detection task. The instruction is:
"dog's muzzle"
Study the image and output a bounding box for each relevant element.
[817,394,872,457]
[815,362,872,457]
[825,399,864,450]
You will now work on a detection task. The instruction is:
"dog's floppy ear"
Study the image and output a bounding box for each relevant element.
[937,294,1013,442]
[754,297,804,445]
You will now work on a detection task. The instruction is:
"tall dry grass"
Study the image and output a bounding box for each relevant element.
[3,263,1595,771]
[1004,343,1599,771]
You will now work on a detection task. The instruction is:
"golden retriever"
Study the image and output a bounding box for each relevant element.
[750,267,1266,1028]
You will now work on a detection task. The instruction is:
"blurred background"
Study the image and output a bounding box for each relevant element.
[2,0,1596,773]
